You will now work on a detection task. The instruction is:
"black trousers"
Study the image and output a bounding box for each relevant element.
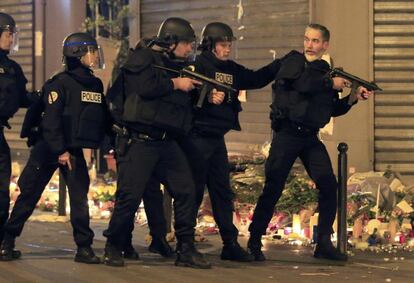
[249,127,338,237]
[180,134,238,243]
[122,177,168,247]
[143,178,170,238]
[0,128,11,243]
[4,141,94,247]
[145,134,239,243]
[104,139,196,246]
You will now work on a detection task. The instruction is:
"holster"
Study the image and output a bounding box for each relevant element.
[269,105,286,131]
[115,133,130,156]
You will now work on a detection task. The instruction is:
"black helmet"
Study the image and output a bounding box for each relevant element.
[154,17,196,48]
[62,32,98,57]
[199,22,236,51]
[0,12,16,33]
[62,32,104,69]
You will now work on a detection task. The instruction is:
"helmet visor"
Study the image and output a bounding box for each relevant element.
[186,40,197,62]
[10,28,19,53]
[0,26,19,53]
[176,39,198,62]
[83,45,105,69]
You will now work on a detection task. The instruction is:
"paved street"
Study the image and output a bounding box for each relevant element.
[0,217,412,283]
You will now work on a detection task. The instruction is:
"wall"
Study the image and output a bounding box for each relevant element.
[311,0,374,173]
[129,0,375,173]
[43,0,87,80]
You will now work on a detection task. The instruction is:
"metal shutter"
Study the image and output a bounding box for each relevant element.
[140,0,309,153]
[374,0,414,175]
[0,0,34,161]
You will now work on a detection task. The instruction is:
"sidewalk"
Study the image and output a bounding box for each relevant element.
[0,215,412,283]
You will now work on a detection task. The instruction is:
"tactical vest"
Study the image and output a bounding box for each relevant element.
[0,63,20,118]
[192,53,242,136]
[271,51,335,129]
[120,49,193,136]
[53,72,106,149]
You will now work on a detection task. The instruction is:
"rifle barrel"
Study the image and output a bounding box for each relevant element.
[332,68,382,91]
[153,64,237,93]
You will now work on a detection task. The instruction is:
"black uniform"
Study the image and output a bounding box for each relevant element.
[0,49,30,243]
[176,50,280,244]
[249,50,355,239]
[122,177,169,252]
[103,47,196,247]
[109,47,171,250]
[2,64,107,248]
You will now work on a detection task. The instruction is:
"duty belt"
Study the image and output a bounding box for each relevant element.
[283,121,319,136]
[130,131,168,142]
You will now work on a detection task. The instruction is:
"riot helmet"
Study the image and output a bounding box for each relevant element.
[0,12,19,53]
[199,22,236,51]
[154,17,196,48]
[62,32,105,69]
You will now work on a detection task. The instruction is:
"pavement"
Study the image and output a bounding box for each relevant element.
[0,215,413,283]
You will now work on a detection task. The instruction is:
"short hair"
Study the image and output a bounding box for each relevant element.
[306,23,330,42]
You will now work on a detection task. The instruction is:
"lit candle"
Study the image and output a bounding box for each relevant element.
[375,184,381,219]
[293,214,301,234]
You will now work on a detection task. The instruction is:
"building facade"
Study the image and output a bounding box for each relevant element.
[3,0,414,177]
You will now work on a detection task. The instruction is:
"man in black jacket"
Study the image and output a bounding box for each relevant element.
[247,23,374,262]
[0,32,106,264]
[103,17,211,269]
[0,12,33,259]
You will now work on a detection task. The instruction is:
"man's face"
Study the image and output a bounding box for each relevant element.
[213,41,232,61]
[0,30,14,51]
[303,28,329,62]
[80,48,98,68]
[173,41,195,58]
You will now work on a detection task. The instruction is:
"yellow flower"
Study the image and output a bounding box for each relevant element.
[108,185,117,196]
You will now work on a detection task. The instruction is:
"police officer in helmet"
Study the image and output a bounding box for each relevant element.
[0,12,33,260]
[168,21,280,262]
[103,17,211,268]
[0,32,106,264]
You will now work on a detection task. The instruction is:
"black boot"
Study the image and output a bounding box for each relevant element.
[221,241,254,262]
[314,234,347,261]
[0,236,20,261]
[175,241,211,269]
[149,236,174,258]
[247,235,266,261]
[123,245,140,260]
[103,242,124,267]
[11,250,21,259]
[74,246,101,264]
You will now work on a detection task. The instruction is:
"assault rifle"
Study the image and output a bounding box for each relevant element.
[153,64,238,108]
[330,68,382,105]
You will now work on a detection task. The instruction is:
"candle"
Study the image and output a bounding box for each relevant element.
[292,214,301,234]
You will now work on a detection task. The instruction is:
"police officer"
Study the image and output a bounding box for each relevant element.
[0,12,33,260]
[103,17,210,269]
[247,23,373,261]
[168,22,281,262]
[0,32,106,264]
[116,39,175,261]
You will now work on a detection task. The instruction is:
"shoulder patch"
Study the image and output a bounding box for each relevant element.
[0,67,4,74]
[48,91,59,104]
[81,91,102,104]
